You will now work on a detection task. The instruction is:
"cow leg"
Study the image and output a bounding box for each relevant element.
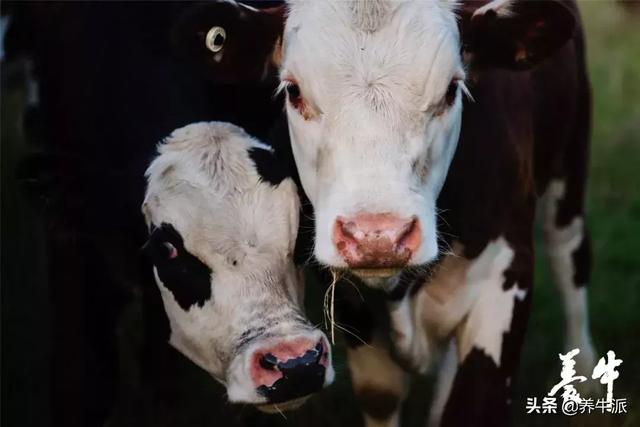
[348,339,408,427]
[540,178,596,380]
[334,280,408,427]
[537,30,596,381]
[538,64,596,379]
[440,237,533,427]
[426,340,458,427]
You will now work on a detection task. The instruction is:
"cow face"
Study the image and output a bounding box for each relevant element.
[281,2,465,280]
[173,0,576,285]
[142,122,333,410]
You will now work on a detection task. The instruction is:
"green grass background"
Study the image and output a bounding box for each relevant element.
[512,2,640,426]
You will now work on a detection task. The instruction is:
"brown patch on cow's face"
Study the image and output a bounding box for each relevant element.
[355,386,399,421]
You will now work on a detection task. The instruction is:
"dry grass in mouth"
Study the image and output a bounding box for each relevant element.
[323,269,342,345]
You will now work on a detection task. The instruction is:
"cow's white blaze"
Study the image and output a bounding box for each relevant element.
[281,0,465,272]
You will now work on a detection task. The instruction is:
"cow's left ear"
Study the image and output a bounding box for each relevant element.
[170,2,285,84]
[458,0,577,70]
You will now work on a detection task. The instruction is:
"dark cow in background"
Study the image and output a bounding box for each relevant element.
[178,0,597,426]
[3,2,325,427]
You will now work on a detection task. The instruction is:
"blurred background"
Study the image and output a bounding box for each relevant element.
[1,1,638,427]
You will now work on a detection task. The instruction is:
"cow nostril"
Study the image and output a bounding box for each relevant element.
[259,353,278,371]
[313,342,324,361]
[339,220,357,240]
[397,217,420,250]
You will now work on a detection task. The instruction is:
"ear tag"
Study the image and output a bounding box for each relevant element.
[205,26,227,53]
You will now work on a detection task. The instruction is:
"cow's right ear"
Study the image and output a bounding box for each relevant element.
[170,2,286,84]
[458,0,577,70]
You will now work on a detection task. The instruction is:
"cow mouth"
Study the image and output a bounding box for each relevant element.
[351,267,402,279]
[257,396,311,413]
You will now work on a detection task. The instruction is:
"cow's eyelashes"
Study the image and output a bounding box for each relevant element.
[285,83,301,101]
[444,80,459,107]
[431,79,460,116]
[283,80,316,120]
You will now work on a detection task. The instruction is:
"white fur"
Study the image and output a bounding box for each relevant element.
[281,0,464,269]
[458,237,527,365]
[143,122,333,404]
[540,179,597,387]
[390,238,526,373]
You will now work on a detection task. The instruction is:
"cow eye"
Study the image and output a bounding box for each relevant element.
[283,79,316,120]
[285,83,301,102]
[444,80,459,107]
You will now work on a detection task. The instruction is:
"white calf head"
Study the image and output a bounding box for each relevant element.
[142,122,333,410]
[172,0,576,284]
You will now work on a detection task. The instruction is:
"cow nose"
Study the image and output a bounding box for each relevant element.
[333,213,421,269]
[251,338,328,403]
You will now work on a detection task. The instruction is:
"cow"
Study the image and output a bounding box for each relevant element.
[172,0,597,426]
[141,121,334,411]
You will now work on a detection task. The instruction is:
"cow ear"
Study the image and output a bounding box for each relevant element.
[170,2,285,84]
[458,0,577,70]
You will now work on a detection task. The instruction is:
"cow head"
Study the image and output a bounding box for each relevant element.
[142,122,333,410]
[173,0,576,286]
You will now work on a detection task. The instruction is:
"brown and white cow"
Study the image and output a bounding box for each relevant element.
[142,122,334,411]
[172,1,596,426]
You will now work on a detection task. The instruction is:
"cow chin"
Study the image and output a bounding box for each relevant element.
[257,396,310,413]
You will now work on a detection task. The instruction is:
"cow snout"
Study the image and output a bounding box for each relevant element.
[251,338,328,404]
[333,213,421,269]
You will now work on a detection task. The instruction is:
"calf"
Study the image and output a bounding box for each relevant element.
[142,122,334,410]
[173,1,597,426]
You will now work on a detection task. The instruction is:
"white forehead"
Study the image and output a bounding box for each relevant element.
[282,0,463,110]
[143,122,299,266]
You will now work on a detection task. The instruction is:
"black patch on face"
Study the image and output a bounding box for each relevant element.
[249,147,289,186]
[356,387,399,421]
[142,223,212,311]
[249,116,297,187]
[256,343,326,403]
